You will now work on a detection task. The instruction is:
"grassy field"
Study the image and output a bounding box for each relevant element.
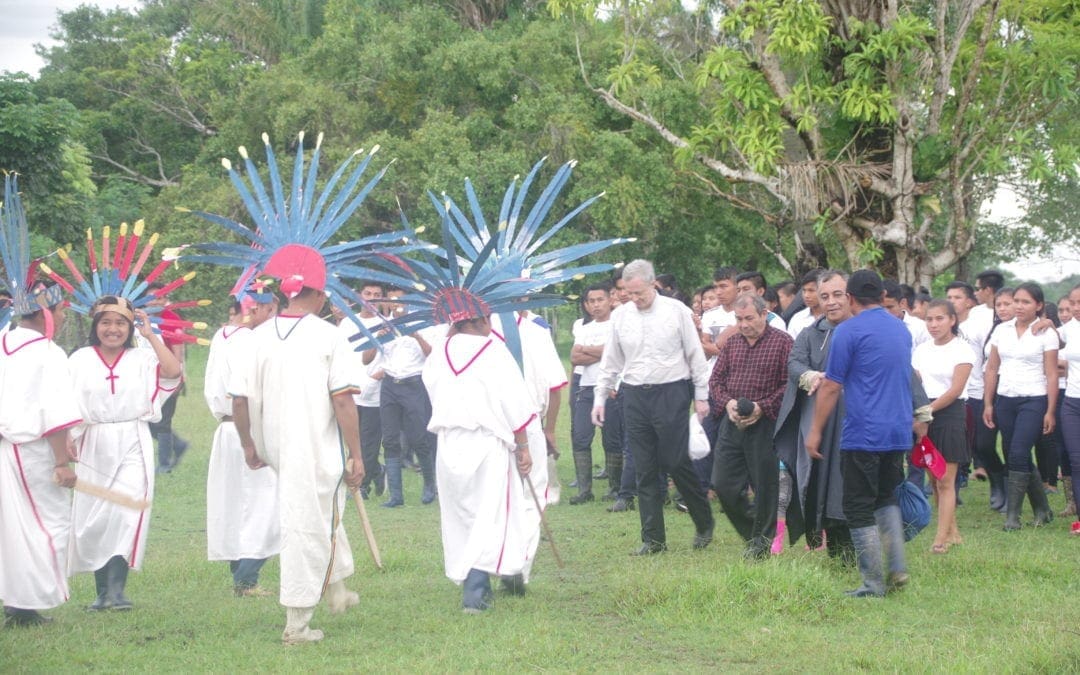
[3,343,1079,673]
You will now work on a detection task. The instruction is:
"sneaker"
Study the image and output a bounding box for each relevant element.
[1071,521,1080,536]
[235,585,273,598]
[607,497,634,512]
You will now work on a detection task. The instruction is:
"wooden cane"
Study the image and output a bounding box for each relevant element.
[346,460,384,570]
[524,474,565,569]
[69,478,150,511]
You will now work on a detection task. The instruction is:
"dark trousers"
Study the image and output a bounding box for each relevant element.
[358,404,383,487]
[994,395,1047,472]
[230,558,267,589]
[711,417,778,544]
[842,450,904,529]
[380,376,435,462]
[622,381,713,544]
[1060,397,1080,508]
[967,399,1004,473]
[571,385,597,459]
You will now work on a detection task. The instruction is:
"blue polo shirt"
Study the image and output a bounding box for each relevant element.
[825,306,912,451]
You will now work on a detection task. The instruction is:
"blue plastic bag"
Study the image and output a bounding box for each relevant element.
[895,480,931,542]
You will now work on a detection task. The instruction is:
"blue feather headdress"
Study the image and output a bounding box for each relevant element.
[346,158,629,363]
[428,157,632,366]
[180,132,436,338]
[0,175,65,328]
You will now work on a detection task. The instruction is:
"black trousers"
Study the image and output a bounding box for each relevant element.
[622,381,713,545]
[358,404,383,486]
[841,450,904,529]
[380,376,435,461]
[712,417,778,544]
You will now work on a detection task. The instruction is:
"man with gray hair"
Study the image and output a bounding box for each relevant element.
[709,292,793,559]
[592,259,715,554]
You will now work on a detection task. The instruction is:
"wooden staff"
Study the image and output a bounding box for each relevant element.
[70,478,150,511]
[346,460,383,570]
[525,475,564,568]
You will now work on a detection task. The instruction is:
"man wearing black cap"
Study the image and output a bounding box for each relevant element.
[805,269,918,598]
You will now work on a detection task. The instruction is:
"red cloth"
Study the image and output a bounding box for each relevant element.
[708,324,793,421]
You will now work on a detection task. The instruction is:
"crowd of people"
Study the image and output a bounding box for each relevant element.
[568,262,1078,597]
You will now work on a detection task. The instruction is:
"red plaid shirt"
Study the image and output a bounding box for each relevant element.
[709,324,793,420]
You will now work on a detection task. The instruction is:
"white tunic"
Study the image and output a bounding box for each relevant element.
[490,313,568,510]
[229,314,358,608]
[204,325,280,562]
[0,327,82,609]
[68,346,180,573]
[423,333,538,583]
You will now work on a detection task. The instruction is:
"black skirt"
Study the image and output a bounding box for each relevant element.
[928,398,970,464]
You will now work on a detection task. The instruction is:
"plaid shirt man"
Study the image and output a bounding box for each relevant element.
[709,324,792,420]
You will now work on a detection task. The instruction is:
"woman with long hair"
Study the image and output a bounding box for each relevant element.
[913,300,974,553]
[982,282,1060,530]
[67,296,182,610]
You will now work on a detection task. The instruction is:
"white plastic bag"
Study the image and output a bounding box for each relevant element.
[688,413,710,460]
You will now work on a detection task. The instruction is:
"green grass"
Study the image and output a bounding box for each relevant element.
[4,345,1080,672]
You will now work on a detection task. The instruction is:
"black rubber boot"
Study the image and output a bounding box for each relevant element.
[1026,471,1053,526]
[420,448,437,504]
[1004,471,1029,531]
[875,505,909,592]
[382,457,404,508]
[3,606,52,626]
[462,569,493,614]
[987,471,1007,512]
[605,451,623,497]
[569,452,593,504]
[106,555,133,611]
[87,567,111,611]
[845,526,885,598]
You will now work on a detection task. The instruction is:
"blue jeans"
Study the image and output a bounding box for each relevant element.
[230,558,267,589]
[994,395,1048,473]
[1060,397,1080,508]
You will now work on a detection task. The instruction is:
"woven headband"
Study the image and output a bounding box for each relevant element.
[93,302,134,322]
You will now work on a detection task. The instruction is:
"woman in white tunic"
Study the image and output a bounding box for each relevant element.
[0,291,81,626]
[423,307,536,613]
[204,296,280,596]
[67,296,182,610]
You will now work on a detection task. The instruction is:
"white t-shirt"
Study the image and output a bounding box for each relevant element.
[786,307,815,340]
[570,318,585,376]
[1061,319,1080,399]
[959,314,991,398]
[381,324,447,379]
[912,336,976,400]
[904,312,931,347]
[573,317,612,387]
[988,319,1059,397]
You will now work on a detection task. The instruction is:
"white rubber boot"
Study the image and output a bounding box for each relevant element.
[282,607,323,645]
[325,581,359,615]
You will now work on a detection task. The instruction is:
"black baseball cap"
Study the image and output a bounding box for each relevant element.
[848,269,884,301]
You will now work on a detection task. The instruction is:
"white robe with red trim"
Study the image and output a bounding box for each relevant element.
[490,314,569,511]
[204,325,280,563]
[423,333,539,584]
[0,327,82,609]
[67,345,180,573]
[228,315,357,608]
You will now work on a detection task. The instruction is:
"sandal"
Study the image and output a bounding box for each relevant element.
[930,543,949,554]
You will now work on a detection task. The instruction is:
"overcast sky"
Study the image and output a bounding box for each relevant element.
[0,0,143,76]
[0,1,1072,283]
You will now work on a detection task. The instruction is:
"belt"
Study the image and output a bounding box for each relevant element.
[621,379,689,391]
[221,415,233,422]
[387,374,422,385]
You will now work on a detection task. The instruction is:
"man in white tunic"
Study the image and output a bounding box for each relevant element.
[231,247,364,645]
[423,294,536,613]
[490,311,567,508]
[0,283,81,626]
[204,290,280,596]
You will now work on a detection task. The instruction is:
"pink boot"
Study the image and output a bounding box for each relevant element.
[771,520,787,555]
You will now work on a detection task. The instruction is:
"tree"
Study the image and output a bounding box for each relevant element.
[0,74,97,244]
[549,0,1080,286]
